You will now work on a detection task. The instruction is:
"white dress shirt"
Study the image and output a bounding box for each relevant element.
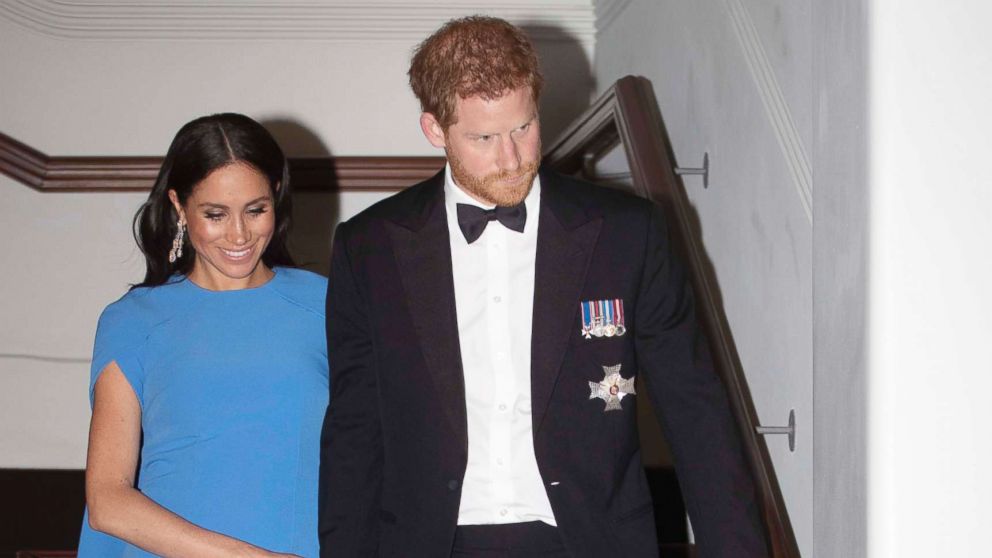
[443,165,557,526]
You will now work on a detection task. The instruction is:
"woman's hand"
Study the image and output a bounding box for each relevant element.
[239,547,302,558]
[237,546,301,558]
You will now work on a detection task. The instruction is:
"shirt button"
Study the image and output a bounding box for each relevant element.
[493,295,502,303]
[496,457,504,465]
[499,509,508,517]
[498,403,507,411]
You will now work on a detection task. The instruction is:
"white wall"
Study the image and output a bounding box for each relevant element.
[812,1,869,556]
[594,0,814,554]
[867,1,992,556]
[0,1,596,469]
[597,1,992,556]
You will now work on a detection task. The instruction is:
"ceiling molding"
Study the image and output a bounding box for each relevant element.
[0,1,596,43]
[593,0,632,35]
[0,131,443,193]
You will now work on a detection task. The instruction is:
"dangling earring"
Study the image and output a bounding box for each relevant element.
[169,218,185,263]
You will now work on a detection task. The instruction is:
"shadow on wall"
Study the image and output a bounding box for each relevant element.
[519,24,595,145]
[260,23,595,277]
[261,118,338,277]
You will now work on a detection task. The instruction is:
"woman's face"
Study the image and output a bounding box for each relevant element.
[169,162,276,291]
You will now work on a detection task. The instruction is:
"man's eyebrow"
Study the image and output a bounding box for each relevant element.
[465,118,536,137]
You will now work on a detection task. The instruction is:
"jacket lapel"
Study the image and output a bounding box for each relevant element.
[531,169,603,433]
[385,172,468,452]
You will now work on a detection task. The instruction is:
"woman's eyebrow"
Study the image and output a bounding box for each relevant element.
[196,196,272,209]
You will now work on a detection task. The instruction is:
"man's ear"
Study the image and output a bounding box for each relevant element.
[420,113,447,149]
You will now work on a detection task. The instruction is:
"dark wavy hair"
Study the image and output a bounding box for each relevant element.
[132,113,295,288]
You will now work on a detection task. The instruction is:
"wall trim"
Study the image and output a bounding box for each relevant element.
[0,1,595,43]
[0,469,85,556]
[0,132,443,193]
[722,0,813,223]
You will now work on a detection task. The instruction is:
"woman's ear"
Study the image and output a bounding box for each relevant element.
[167,189,185,224]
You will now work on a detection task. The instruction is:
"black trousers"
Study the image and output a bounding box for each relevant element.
[451,521,571,558]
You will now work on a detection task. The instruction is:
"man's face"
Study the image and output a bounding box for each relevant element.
[421,86,541,207]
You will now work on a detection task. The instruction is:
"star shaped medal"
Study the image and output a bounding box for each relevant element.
[588,364,636,412]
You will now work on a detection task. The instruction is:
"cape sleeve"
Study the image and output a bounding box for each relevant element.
[88,295,149,408]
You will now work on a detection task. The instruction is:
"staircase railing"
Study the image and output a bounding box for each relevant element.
[0,77,798,556]
[543,75,801,558]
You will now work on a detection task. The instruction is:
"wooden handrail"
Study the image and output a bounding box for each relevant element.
[544,75,801,558]
[0,131,443,193]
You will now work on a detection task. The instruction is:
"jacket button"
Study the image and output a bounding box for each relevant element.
[447,479,459,491]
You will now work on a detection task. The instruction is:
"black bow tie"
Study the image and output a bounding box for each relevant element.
[456,203,527,243]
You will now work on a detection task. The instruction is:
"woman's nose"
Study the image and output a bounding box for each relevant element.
[227,216,250,245]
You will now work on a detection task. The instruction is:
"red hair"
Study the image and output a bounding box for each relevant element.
[408,16,544,128]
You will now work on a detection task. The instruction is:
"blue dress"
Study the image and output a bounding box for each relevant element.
[77,268,328,557]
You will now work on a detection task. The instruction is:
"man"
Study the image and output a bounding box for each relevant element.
[319,16,767,558]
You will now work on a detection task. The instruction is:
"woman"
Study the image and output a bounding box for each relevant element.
[78,113,327,557]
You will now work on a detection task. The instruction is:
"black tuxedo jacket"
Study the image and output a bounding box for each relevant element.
[319,168,767,557]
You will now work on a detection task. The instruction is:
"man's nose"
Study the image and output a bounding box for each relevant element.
[497,136,521,172]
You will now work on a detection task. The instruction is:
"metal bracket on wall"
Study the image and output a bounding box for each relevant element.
[674,152,709,188]
[756,409,796,452]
